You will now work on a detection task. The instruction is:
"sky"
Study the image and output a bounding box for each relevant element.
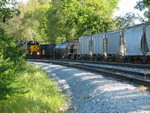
[114,0,145,18]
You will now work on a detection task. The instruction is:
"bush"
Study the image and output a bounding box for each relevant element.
[0,0,24,100]
[0,63,67,113]
[0,29,25,100]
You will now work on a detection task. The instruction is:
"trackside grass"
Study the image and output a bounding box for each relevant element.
[0,63,67,113]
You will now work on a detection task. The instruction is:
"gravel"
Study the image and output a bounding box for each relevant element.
[29,62,150,113]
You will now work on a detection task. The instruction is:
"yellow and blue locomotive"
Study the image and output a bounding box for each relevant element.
[21,41,41,58]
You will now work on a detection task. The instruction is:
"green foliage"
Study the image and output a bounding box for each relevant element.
[3,0,120,44]
[47,0,120,43]
[0,32,25,100]
[0,63,66,113]
[1,0,50,43]
[30,4,50,43]
[0,0,20,23]
[9,0,51,43]
[0,0,25,100]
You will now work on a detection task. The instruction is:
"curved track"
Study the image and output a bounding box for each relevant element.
[28,59,150,86]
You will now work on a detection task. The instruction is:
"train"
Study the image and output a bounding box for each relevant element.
[22,22,150,63]
[20,41,41,58]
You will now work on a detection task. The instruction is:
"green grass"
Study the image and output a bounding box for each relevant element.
[0,63,67,113]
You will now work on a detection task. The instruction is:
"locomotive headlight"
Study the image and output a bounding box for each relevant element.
[37,52,40,55]
[30,52,33,55]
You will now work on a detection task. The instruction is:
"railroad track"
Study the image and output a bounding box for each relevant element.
[59,59,150,69]
[28,59,150,86]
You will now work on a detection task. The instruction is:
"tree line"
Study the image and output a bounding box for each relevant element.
[2,0,150,44]
[1,0,120,44]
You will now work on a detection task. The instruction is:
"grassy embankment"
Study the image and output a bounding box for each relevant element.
[0,63,67,113]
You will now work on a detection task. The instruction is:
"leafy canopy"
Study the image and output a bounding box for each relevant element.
[47,0,120,43]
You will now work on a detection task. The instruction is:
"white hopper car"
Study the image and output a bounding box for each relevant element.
[79,22,150,63]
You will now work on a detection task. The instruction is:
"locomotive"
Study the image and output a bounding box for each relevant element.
[20,41,41,58]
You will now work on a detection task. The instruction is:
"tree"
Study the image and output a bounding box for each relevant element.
[115,13,139,28]
[135,0,150,20]
[0,0,19,23]
[2,0,50,43]
[21,0,51,43]
[47,0,120,43]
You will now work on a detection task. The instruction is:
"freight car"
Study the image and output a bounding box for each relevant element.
[55,42,68,59]
[79,22,150,63]
[21,41,41,58]
[41,44,55,58]
[67,39,80,59]
[79,33,106,60]
[54,39,80,59]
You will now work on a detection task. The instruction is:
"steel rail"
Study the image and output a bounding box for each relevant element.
[28,59,150,86]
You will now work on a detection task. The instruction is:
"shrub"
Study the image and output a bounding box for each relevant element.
[0,29,25,100]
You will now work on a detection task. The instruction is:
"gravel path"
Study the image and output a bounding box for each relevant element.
[30,62,150,113]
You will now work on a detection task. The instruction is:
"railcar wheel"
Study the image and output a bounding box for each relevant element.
[127,57,131,63]
[120,56,125,63]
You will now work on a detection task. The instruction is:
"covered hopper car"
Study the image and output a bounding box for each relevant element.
[79,22,150,63]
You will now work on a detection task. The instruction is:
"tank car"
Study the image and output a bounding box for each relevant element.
[55,42,68,59]
[21,41,41,58]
